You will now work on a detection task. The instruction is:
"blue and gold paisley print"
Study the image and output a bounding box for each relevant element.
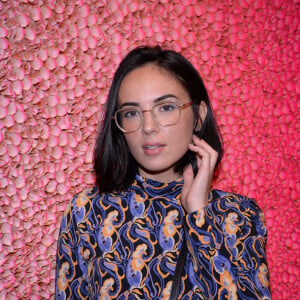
[55,175,271,299]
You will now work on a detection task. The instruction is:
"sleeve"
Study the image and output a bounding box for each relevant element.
[55,195,90,300]
[184,193,272,299]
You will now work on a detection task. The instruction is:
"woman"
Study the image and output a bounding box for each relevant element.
[55,46,271,299]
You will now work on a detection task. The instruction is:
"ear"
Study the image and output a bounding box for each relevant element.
[194,101,207,131]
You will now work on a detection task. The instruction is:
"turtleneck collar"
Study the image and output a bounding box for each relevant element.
[132,174,184,200]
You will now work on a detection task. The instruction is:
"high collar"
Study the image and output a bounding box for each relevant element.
[132,174,184,200]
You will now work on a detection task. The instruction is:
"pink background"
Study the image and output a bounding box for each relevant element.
[0,0,299,298]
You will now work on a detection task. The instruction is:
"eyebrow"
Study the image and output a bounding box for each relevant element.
[119,94,179,109]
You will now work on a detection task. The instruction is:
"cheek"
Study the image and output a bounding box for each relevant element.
[123,134,139,153]
[166,120,194,152]
[178,115,195,139]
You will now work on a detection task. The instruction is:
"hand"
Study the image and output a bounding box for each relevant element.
[181,136,218,214]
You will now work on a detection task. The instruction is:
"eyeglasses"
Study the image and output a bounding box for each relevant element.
[113,100,193,133]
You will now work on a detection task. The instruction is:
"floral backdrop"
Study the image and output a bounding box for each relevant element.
[0,0,299,298]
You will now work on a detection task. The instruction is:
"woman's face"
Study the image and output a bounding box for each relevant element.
[118,64,197,182]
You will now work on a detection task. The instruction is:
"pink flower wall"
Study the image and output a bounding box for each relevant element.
[0,0,299,298]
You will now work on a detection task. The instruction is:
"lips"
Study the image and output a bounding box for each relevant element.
[143,143,165,155]
[144,145,161,149]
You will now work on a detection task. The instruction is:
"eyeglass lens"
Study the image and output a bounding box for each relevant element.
[115,101,182,132]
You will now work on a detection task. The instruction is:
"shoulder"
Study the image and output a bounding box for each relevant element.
[186,189,267,239]
[211,189,251,201]
[68,186,99,206]
[62,187,100,220]
[60,186,132,233]
[207,189,267,238]
[64,187,130,216]
[209,189,265,221]
[211,189,259,206]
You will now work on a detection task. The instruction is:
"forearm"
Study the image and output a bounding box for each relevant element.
[184,195,271,299]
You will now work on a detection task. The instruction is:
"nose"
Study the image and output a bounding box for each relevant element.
[141,110,159,134]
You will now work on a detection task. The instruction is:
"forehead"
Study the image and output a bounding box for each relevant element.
[118,64,189,105]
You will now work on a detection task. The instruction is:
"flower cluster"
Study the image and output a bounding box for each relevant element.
[0,0,299,298]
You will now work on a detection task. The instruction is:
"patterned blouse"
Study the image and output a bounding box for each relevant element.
[55,175,271,299]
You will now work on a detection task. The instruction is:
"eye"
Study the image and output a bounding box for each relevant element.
[157,102,178,112]
[122,109,140,119]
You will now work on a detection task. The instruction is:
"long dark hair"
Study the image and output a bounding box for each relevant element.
[94,45,223,193]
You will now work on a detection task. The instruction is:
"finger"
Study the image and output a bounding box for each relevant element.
[189,146,216,178]
[192,136,218,156]
[191,137,218,170]
[189,143,211,172]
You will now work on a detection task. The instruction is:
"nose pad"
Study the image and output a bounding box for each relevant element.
[141,111,159,134]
